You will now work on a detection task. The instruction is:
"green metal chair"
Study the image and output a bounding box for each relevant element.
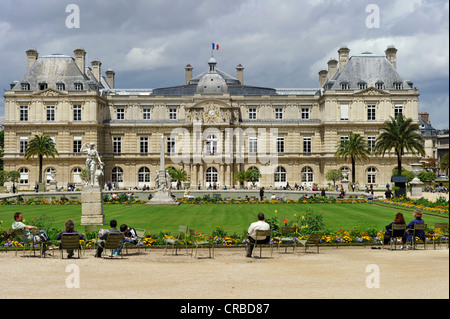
[388,224,407,250]
[189,229,214,259]
[298,232,323,253]
[102,232,125,258]
[164,225,189,255]
[410,223,427,250]
[246,229,273,258]
[59,233,83,259]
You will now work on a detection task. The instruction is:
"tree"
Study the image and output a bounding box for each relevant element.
[24,135,59,184]
[374,115,424,177]
[418,171,436,184]
[167,168,188,183]
[334,132,370,183]
[440,153,449,172]
[233,171,247,188]
[325,169,344,187]
[245,169,261,187]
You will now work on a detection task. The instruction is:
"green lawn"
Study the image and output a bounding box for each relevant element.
[1,203,447,236]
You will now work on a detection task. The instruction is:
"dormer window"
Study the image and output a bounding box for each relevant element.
[393,82,403,90]
[39,82,48,90]
[358,81,367,90]
[375,81,384,90]
[56,82,65,90]
[74,82,83,90]
[21,82,30,91]
[340,82,350,90]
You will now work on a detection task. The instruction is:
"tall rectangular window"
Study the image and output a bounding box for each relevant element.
[167,137,176,153]
[301,108,310,120]
[73,136,82,153]
[249,137,257,154]
[276,137,285,154]
[303,137,312,154]
[19,137,28,154]
[113,137,122,154]
[367,105,376,121]
[20,106,28,122]
[73,105,82,121]
[140,137,148,154]
[143,108,151,120]
[368,136,376,152]
[394,104,403,118]
[340,104,349,121]
[248,108,257,120]
[46,105,55,122]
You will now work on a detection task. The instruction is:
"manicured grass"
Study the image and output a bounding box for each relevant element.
[1,203,447,236]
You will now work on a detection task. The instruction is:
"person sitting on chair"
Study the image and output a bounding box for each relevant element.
[406,210,425,244]
[115,224,139,254]
[94,219,121,257]
[57,219,84,258]
[11,212,50,255]
[246,213,271,258]
[383,212,406,245]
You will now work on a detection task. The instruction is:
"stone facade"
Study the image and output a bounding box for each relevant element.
[3,46,421,191]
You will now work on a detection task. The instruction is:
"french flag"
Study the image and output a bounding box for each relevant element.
[212,43,219,50]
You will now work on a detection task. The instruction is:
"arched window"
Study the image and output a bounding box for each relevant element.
[46,167,56,184]
[301,166,314,183]
[138,167,151,183]
[72,167,82,184]
[367,167,377,184]
[112,167,124,183]
[206,167,218,183]
[274,166,286,183]
[19,168,29,184]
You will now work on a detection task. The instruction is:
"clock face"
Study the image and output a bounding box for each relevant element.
[209,110,215,116]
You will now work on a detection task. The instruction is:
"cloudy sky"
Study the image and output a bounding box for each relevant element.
[0,0,448,128]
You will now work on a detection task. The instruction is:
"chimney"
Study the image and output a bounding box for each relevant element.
[319,70,328,88]
[327,59,338,80]
[105,69,115,89]
[385,45,398,69]
[338,47,350,73]
[91,59,102,82]
[73,48,86,74]
[185,64,193,85]
[236,64,244,85]
[26,48,39,70]
[419,112,429,123]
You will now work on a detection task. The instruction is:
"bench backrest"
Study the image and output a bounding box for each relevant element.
[280,227,297,236]
[255,229,271,238]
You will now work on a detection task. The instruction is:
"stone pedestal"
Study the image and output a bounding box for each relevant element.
[410,179,423,198]
[81,186,105,225]
[146,188,180,206]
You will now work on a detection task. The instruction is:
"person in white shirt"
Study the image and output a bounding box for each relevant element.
[246,213,271,257]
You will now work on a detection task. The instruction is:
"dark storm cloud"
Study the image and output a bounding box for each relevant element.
[0,0,448,128]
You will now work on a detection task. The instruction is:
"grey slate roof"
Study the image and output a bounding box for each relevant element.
[11,54,105,91]
[325,53,413,90]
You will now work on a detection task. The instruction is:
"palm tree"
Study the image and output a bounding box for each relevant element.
[374,115,424,176]
[24,135,59,184]
[335,132,371,183]
[167,167,188,189]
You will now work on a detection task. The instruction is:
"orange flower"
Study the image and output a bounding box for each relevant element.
[283,218,288,224]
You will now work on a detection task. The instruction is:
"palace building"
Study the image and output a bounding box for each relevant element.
[2,45,421,190]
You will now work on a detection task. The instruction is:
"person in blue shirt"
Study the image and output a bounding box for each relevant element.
[406,210,425,243]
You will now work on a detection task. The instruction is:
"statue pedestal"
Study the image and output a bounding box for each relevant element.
[410,178,423,198]
[146,189,180,205]
[80,186,105,225]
